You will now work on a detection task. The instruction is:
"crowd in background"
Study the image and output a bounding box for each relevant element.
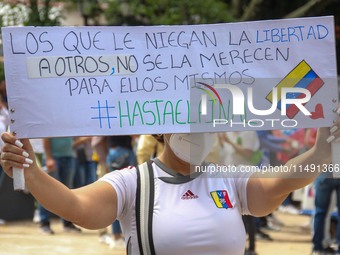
[0,78,339,255]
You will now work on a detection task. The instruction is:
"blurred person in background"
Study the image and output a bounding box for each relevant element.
[136,135,164,164]
[256,130,290,232]
[91,136,113,245]
[106,135,137,249]
[73,137,97,188]
[274,129,306,214]
[29,138,45,223]
[0,80,8,109]
[307,127,340,255]
[38,137,80,234]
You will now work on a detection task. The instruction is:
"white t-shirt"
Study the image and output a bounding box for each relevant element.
[99,159,251,255]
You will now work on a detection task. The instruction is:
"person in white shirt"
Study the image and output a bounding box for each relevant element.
[220,131,260,166]
[0,124,339,254]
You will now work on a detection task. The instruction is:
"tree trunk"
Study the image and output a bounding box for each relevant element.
[240,0,264,21]
[230,0,244,18]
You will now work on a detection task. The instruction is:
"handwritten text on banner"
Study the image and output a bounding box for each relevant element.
[2,16,338,138]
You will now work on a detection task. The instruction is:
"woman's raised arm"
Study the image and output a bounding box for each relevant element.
[1,132,117,230]
[247,123,339,217]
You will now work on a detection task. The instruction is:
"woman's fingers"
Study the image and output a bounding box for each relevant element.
[2,139,29,158]
[1,132,20,145]
[328,109,340,143]
[1,149,31,172]
[0,132,34,177]
[1,132,32,156]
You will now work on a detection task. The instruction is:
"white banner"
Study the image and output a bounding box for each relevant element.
[2,16,338,138]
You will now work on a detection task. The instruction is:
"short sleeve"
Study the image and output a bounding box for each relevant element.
[232,169,253,215]
[98,167,137,219]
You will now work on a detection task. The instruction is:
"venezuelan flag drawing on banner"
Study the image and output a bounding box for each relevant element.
[266,60,324,119]
[210,190,233,209]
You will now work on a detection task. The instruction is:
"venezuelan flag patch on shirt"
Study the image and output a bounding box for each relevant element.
[210,190,233,209]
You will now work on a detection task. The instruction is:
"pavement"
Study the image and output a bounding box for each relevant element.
[0,212,316,255]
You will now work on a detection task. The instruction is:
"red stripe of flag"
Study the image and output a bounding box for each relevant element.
[286,77,324,119]
[223,191,233,208]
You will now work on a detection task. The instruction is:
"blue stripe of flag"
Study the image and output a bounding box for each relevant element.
[217,191,229,209]
[277,70,317,110]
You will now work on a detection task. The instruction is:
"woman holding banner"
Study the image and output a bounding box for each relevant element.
[1,120,340,255]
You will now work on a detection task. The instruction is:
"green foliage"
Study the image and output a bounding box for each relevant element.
[104,0,340,26]
[24,0,61,26]
[61,0,105,26]
[0,2,28,26]
[0,0,61,26]
[0,0,61,80]
[105,0,234,26]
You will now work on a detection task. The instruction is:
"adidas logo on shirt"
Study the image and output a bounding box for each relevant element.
[181,190,199,200]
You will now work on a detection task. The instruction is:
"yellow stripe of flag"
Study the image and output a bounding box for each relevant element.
[211,191,223,208]
[266,60,311,102]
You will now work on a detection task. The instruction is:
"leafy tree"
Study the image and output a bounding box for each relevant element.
[0,2,28,26]
[104,0,339,25]
[24,0,61,26]
[0,0,61,26]
[104,0,233,26]
[0,0,62,81]
[62,0,103,26]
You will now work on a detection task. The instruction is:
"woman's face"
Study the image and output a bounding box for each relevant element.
[165,133,215,165]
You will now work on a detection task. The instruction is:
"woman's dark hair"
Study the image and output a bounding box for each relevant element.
[108,135,133,149]
[152,134,164,143]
